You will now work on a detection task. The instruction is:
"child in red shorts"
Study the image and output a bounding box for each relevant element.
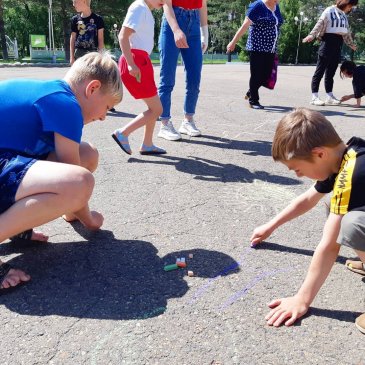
[112,0,166,155]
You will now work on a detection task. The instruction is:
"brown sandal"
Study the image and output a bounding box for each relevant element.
[345,260,365,276]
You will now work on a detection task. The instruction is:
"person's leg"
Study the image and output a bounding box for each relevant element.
[337,211,365,333]
[157,13,182,141]
[248,52,265,108]
[47,142,99,222]
[311,55,328,94]
[158,14,180,121]
[179,20,202,136]
[0,160,94,289]
[324,55,341,105]
[141,95,163,147]
[180,11,202,122]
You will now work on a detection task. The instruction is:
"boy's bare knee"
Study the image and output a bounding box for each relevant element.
[81,142,99,172]
[67,168,95,209]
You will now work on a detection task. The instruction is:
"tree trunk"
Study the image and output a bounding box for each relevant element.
[60,0,70,62]
[0,0,8,60]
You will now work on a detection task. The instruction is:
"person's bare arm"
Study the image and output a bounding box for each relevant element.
[70,32,76,65]
[265,213,342,326]
[119,26,141,80]
[250,186,325,245]
[199,0,208,53]
[163,0,188,48]
[97,28,105,50]
[226,17,252,53]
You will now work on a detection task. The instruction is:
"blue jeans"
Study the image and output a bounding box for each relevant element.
[158,7,202,120]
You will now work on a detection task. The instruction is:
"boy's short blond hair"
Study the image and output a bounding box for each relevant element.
[66,51,123,103]
[272,108,342,162]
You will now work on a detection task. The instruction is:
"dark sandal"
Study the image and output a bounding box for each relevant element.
[0,262,12,288]
[9,229,33,241]
[139,144,166,155]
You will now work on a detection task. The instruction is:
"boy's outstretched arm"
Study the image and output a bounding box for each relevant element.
[265,213,342,327]
[250,186,324,246]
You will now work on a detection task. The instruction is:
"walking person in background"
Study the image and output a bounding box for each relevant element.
[70,0,105,65]
[302,0,357,106]
[227,0,283,110]
[112,0,167,156]
[157,0,208,141]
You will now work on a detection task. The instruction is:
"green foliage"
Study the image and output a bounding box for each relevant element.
[1,0,365,62]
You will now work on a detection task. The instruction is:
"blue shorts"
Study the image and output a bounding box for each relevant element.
[0,149,38,214]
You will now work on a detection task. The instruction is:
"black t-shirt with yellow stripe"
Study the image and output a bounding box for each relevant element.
[315,137,365,214]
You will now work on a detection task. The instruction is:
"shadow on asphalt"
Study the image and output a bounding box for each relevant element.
[315,109,364,119]
[302,307,362,324]
[128,155,302,185]
[254,241,350,265]
[0,229,239,320]
[178,136,273,156]
[107,110,137,118]
[263,105,294,113]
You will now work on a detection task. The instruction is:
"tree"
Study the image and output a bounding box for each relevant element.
[0,0,8,59]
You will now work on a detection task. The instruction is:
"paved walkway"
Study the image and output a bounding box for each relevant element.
[0,64,364,365]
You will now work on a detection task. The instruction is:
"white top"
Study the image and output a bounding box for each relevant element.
[122,0,154,54]
[320,5,349,35]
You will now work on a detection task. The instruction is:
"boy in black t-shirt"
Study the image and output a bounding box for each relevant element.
[250,108,365,334]
[70,0,105,65]
[340,60,365,107]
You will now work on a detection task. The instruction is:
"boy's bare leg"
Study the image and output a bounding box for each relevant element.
[116,95,162,146]
[47,142,99,223]
[142,96,163,146]
[0,160,94,288]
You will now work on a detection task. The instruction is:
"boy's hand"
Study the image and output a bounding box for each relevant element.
[250,222,275,246]
[82,211,104,231]
[128,64,141,81]
[265,296,309,327]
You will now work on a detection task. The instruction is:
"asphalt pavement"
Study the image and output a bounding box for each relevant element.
[0,63,364,365]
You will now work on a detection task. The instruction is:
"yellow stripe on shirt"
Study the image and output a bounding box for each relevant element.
[330,148,357,215]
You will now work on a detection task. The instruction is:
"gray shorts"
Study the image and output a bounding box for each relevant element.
[324,195,365,252]
[338,210,365,252]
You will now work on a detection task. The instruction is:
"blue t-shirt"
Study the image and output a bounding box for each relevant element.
[246,0,283,53]
[0,79,83,157]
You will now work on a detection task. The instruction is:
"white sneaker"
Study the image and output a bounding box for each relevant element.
[310,97,325,106]
[179,120,201,137]
[158,120,182,141]
[325,96,341,105]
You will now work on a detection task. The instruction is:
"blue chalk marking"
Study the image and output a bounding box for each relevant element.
[188,247,252,305]
[218,267,295,311]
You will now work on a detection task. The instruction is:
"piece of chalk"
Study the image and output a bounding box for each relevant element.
[348,263,353,268]
[188,253,193,259]
[177,262,187,268]
[164,264,179,271]
[187,270,194,277]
